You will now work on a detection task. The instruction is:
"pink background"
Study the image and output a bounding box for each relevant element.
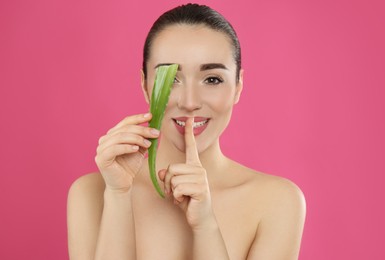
[1,0,384,259]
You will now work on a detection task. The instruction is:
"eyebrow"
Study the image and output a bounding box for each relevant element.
[154,63,181,70]
[200,63,228,71]
[154,63,228,71]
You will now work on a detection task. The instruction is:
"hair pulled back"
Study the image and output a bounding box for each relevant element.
[142,3,241,82]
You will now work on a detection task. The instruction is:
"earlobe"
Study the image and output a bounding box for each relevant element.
[234,69,244,104]
[141,69,150,104]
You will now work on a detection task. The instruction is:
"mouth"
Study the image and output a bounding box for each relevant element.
[173,118,210,128]
[172,117,210,135]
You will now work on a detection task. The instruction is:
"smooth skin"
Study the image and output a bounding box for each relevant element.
[67,24,306,260]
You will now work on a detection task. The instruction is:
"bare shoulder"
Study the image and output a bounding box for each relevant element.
[68,172,105,198]
[229,162,306,259]
[230,161,305,209]
[67,173,105,259]
[254,171,306,209]
[67,171,105,222]
[225,160,306,227]
[67,172,105,225]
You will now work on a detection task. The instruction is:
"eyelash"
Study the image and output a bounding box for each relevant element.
[204,76,224,85]
[173,76,224,85]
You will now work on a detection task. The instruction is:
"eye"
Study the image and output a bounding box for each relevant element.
[173,77,180,84]
[204,76,224,85]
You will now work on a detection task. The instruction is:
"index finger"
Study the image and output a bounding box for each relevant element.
[107,112,152,134]
[184,117,201,166]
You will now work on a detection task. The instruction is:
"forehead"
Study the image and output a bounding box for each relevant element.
[149,24,235,70]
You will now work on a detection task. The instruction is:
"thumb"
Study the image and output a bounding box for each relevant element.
[158,169,167,182]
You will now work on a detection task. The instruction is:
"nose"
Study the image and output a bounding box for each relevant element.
[177,84,202,111]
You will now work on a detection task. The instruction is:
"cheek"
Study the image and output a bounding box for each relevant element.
[204,89,235,113]
[163,87,236,114]
[145,73,157,98]
[163,88,179,114]
[167,88,179,104]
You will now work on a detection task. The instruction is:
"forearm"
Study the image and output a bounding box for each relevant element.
[94,189,136,260]
[192,218,230,260]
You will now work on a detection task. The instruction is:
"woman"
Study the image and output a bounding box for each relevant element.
[67,4,306,260]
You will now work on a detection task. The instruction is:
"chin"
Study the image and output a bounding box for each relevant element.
[174,134,214,156]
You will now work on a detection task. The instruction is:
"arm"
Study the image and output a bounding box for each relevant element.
[67,113,160,260]
[159,118,231,259]
[247,179,306,260]
[67,175,136,260]
[94,189,136,260]
[93,113,158,259]
[67,173,104,260]
[192,218,230,260]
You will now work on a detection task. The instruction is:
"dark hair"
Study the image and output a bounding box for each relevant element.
[142,3,242,82]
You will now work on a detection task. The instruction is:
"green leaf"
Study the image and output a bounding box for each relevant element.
[148,64,178,198]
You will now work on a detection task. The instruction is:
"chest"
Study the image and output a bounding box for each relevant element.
[132,188,260,260]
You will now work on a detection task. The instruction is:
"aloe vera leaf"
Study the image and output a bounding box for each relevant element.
[148,64,178,198]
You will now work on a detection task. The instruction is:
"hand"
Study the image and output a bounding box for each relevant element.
[95,113,160,192]
[158,117,215,229]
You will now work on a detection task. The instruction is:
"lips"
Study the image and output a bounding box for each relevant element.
[172,117,210,136]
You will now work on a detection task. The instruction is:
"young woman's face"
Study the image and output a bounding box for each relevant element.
[143,24,243,154]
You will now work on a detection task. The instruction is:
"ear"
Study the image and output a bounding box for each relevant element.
[141,69,150,104]
[233,69,244,104]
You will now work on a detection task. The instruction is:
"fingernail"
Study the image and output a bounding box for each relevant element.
[144,139,151,147]
[132,145,139,150]
[150,128,160,136]
[144,113,151,118]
